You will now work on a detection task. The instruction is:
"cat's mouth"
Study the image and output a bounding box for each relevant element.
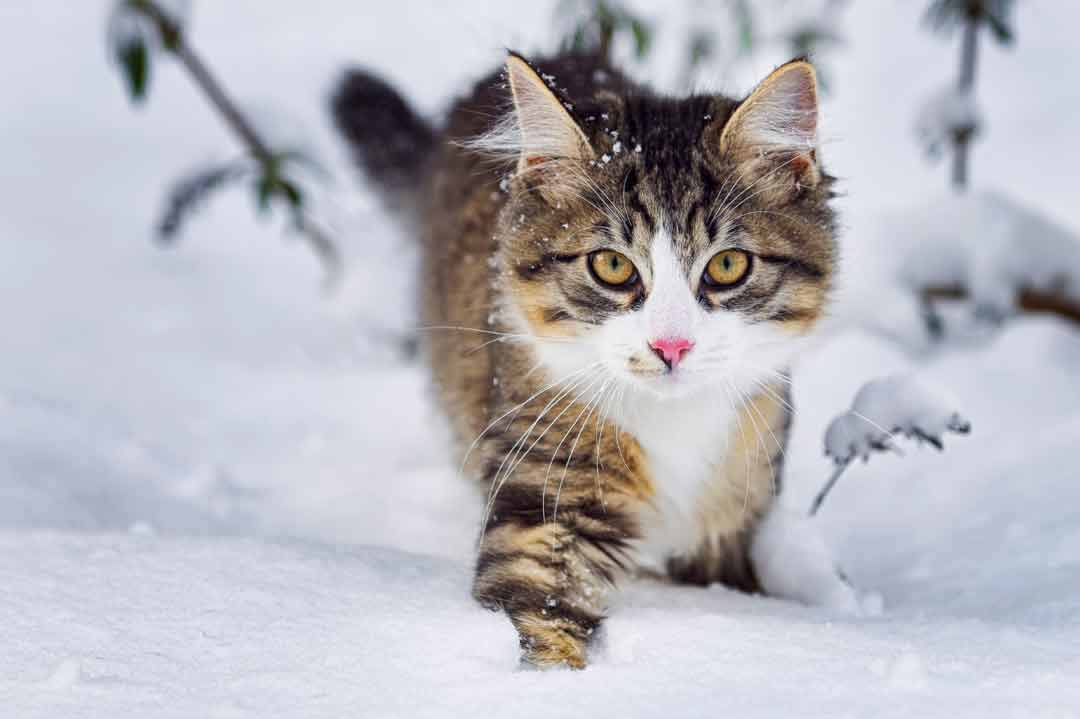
[625,359,700,399]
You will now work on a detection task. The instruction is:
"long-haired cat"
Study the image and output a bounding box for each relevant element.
[333,50,837,669]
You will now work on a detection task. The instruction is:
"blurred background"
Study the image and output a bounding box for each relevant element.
[5,3,1080,715]
[2,0,1079,578]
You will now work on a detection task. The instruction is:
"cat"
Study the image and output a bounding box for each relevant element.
[333,50,837,669]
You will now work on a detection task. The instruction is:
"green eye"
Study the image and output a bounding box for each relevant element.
[704,249,751,287]
[588,250,638,288]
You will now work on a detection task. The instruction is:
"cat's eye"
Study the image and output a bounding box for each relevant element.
[588,250,638,288]
[703,249,751,288]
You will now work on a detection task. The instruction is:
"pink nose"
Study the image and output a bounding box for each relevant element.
[649,337,694,370]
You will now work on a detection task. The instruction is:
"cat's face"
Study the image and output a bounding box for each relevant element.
[493,56,836,403]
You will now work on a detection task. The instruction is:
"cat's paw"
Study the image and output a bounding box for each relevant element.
[514,613,590,670]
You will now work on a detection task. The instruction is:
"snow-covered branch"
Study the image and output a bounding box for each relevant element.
[915,85,981,162]
[810,375,971,515]
[853,191,1080,348]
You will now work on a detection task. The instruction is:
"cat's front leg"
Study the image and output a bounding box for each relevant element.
[472,472,640,668]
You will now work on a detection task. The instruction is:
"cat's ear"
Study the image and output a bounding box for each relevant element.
[506,53,593,175]
[716,59,820,191]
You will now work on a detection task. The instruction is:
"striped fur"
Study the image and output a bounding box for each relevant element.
[334,51,836,668]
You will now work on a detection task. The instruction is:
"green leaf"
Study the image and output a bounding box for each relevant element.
[594,1,616,30]
[251,167,306,218]
[119,39,150,102]
[923,0,1015,43]
[687,30,713,74]
[277,178,304,210]
[733,0,755,56]
[255,175,274,215]
[565,25,585,52]
[158,161,248,240]
[984,12,1014,44]
[629,18,652,59]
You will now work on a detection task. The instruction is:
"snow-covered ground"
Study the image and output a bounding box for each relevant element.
[3,3,1079,717]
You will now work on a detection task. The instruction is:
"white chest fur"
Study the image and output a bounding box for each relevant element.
[618,390,740,567]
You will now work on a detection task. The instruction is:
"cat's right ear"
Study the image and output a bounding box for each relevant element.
[506,53,593,175]
[713,59,820,194]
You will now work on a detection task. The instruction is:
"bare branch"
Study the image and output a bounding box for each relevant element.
[923,285,1080,327]
[124,0,341,283]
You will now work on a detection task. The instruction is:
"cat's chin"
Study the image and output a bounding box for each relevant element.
[624,371,702,402]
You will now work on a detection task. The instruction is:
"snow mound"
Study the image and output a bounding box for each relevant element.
[751,504,880,616]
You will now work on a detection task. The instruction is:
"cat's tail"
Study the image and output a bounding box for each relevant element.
[331,69,435,218]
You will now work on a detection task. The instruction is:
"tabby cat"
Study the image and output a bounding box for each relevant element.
[333,50,837,668]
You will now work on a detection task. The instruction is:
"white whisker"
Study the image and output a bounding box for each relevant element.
[478,365,603,545]
[742,381,787,497]
[462,362,597,485]
[720,378,753,517]
[553,377,612,523]
[414,324,580,345]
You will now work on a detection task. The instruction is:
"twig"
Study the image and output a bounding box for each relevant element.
[923,284,1080,327]
[128,0,340,284]
[808,461,848,517]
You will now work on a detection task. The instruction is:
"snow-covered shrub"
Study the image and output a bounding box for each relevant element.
[893,191,1080,324]
[847,191,1080,349]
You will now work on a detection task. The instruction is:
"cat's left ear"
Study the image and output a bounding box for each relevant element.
[715,59,820,192]
[506,53,593,175]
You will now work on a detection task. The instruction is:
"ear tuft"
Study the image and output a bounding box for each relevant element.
[505,54,592,174]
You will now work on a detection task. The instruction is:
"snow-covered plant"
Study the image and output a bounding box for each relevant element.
[555,1,848,93]
[679,0,847,91]
[556,0,653,62]
[879,191,1080,343]
[106,0,339,282]
[915,85,981,161]
[919,0,1016,190]
[107,0,191,102]
[810,375,971,515]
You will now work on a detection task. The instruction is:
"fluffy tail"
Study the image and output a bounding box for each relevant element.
[331,69,435,217]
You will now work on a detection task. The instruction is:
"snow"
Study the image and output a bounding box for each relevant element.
[830,190,1080,350]
[749,504,868,615]
[814,374,971,517]
[824,375,970,466]
[892,192,1080,317]
[916,85,982,159]
[9,506,1080,718]
[3,2,1080,717]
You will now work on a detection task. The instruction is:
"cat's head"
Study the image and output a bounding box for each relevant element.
[487,53,837,402]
